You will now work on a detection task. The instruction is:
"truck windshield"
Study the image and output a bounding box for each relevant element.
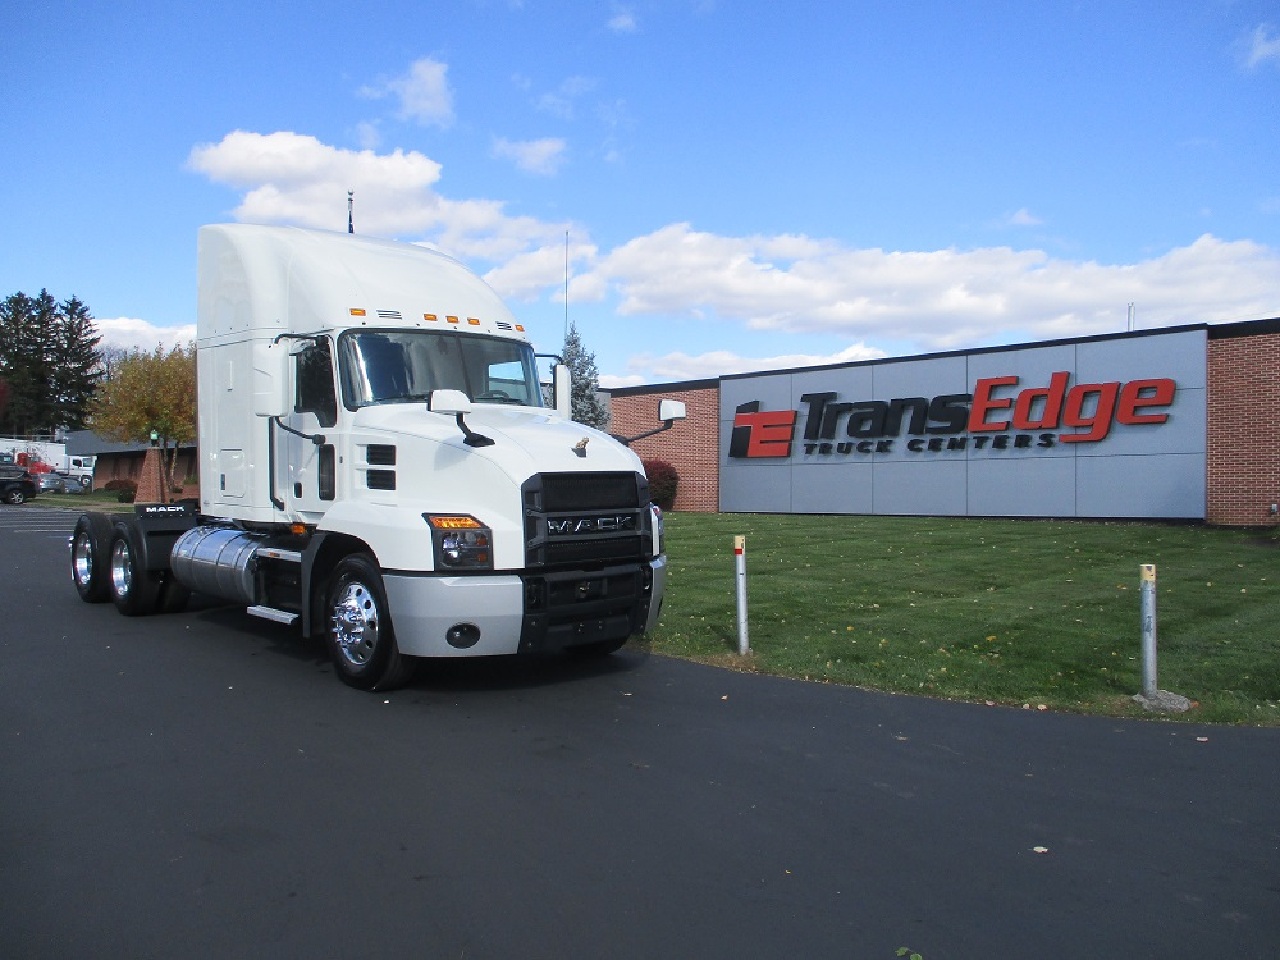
[338,330,544,409]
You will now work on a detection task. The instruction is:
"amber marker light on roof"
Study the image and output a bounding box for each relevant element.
[424,313,438,322]
[446,315,460,324]
[349,308,367,316]
[467,317,481,326]
[515,324,525,332]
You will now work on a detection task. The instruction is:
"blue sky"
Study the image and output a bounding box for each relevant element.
[3,0,1278,386]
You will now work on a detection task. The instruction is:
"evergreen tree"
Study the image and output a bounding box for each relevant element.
[47,296,102,431]
[0,290,102,435]
[561,321,611,430]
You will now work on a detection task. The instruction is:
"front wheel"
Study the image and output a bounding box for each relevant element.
[324,555,414,691]
[2,487,26,505]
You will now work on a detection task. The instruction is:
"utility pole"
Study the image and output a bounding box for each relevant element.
[348,191,354,234]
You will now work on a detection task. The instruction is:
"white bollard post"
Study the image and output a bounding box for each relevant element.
[1140,564,1157,697]
[734,535,749,655]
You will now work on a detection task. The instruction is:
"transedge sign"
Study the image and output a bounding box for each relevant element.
[729,371,1177,459]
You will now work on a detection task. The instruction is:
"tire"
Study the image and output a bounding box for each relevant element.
[2,487,26,505]
[70,512,114,603]
[323,554,414,691]
[109,518,162,616]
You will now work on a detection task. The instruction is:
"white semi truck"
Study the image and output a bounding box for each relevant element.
[70,224,684,691]
[0,439,94,486]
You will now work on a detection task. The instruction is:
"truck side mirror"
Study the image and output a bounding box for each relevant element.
[429,389,473,415]
[253,342,291,418]
[553,364,571,418]
[609,397,689,447]
[658,399,686,423]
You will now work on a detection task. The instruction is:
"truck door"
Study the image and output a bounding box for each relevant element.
[285,337,338,519]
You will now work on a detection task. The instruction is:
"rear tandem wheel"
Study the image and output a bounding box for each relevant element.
[70,512,115,603]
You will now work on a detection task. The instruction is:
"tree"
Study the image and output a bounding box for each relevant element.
[561,321,610,430]
[97,345,131,382]
[47,296,102,431]
[89,344,196,501]
[0,290,102,436]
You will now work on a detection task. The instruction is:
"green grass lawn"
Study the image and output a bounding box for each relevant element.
[653,513,1280,725]
[33,490,136,512]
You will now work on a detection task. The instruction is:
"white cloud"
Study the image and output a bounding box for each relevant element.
[608,9,637,33]
[1005,207,1043,227]
[187,130,1280,383]
[483,237,597,302]
[533,76,596,120]
[580,223,1280,352]
[492,136,567,176]
[1244,24,1280,68]
[361,57,454,127]
[95,317,195,353]
[599,343,888,387]
[354,121,381,150]
[187,130,569,261]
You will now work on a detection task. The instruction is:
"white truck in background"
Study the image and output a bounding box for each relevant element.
[62,455,96,486]
[0,440,95,488]
[70,224,684,691]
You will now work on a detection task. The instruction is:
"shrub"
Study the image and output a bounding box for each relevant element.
[643,459,679,511]
[103,478,138,503]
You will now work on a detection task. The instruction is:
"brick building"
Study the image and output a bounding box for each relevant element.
[606,317,1280,526]
[1206,320,1280,525]
[606,379,719,512]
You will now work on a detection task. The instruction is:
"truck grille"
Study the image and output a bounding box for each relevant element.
[522,471,650,569]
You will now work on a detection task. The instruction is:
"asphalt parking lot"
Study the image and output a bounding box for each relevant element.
[2,505,1278,959]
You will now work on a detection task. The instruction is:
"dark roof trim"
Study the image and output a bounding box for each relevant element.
[1207,316,1280,339]
[603,377,719,397]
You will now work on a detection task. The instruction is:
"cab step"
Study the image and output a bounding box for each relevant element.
[246,605,299,625]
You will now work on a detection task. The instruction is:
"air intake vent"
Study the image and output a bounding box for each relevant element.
[366,470,396,491]
[540,472,640,511]
[367,444,397,466]
[376,309,402,320]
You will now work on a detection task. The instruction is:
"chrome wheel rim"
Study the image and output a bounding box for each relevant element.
[331,580,379,667]
[110,539,133,600]
[73,531,94,588]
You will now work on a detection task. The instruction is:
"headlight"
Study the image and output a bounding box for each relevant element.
[425,514,493,570]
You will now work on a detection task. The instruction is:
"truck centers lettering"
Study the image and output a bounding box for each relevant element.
[729,372,1176,459]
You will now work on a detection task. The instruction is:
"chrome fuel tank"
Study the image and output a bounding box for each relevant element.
[170,526,263,605]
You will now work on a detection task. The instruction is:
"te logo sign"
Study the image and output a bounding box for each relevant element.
[729,401,797,458]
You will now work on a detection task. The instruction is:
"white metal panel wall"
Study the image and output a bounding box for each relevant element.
[719,329,1207,519]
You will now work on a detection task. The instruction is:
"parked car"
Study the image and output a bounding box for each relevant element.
[0,469,39,505]
[37,472,79,494]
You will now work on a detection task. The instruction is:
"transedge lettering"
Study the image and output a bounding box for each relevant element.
[728,372,1176,460]
[797,373,1175,444]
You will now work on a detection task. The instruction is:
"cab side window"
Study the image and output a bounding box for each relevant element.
[296,338,338,428]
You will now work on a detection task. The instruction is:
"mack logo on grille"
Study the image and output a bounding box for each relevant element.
[548,514,636,535]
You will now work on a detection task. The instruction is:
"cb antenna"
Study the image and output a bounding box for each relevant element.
[348,191,354,234]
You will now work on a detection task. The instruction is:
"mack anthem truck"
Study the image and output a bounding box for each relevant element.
[69,224,684,691]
